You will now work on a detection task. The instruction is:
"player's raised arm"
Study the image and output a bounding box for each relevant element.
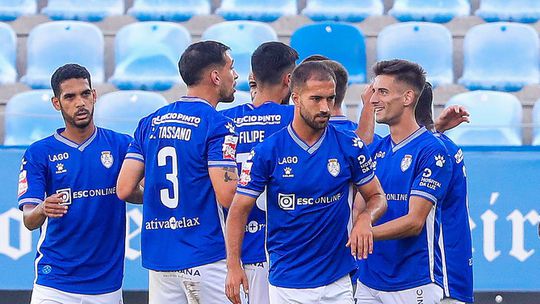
[209,166,239,208]
[355,84,376,144]
[117,158,144,204]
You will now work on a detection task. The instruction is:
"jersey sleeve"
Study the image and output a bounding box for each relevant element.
[236,144,271,198]
[348,135,375,186]
[207,114,238,168]
[410,145,453,205]
[125,117,147,163]
[17,147,47,210]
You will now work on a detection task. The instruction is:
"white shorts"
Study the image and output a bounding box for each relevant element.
[149,259,246,304]
[269,275,354,304]
[30,284,122,304]
[244,261,269,304]
[355,280,443,304]
[441,298,466,304]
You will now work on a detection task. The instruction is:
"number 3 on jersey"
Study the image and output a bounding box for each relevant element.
[158,146,179,208]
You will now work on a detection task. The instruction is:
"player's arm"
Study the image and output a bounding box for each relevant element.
[209,166,238,208]
[434,105,470,133]
[22,194,67,230]
[372,196,434,240]
[117,159,144,204]
[355,84,376,144]
[225,193,255,304]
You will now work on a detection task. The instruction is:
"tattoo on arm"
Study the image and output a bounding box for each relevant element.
[223,167,238,182]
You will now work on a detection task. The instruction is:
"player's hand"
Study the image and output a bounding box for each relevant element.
[435,105,470,133]
[347,212,373,260]
[225,264,249,304]
[40,194,68,218]
[361,84,375,106]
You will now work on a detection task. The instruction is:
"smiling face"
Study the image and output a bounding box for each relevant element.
[370,74,415,126]
[52,78,96,130]
[217,51,238,103]
[292,78,335,131]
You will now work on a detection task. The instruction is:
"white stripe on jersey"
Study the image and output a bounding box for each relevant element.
[439,223,451,297]
[34,218,49,285]
[426,204,436,283]
[347,184,354,235]
[216,199,226,238]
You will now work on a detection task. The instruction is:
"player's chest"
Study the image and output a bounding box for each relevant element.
[372,149,418,186]
[46,148,120,180]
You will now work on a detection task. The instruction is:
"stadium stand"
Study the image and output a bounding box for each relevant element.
[21,21,105,89]
[458,22,539,92]
[445,90,523,146]
[291,22,367,84]
[301,0,383,22]
[0,22,16,85]
[127,0,211,22]
[532,99,540,146]
[475,0,540,23]
[389,0,470,23]
[377,22,453,87]
[202,21,278,91]
[94,90,168,135]
[4,90,62,145]
[0,0,36,21]
[41,0,124,22]
[216,90,251,111]
[109,22,191,91]
[215,0,297,22]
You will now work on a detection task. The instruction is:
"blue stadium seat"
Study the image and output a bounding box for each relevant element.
[377,22,453,87]
[42,0,124,22]
[458,23,539,92]
[202,21,277,91]
[128,0,210,22]
[389,0,470,23]
[291,22,366,84]
[476,0,540,23]
[110,22,191,91]
[21,21,104,89]
[0,22,16,85]
[302,0,383,22]
[0,0,36,21]
[4,90,63,146]
[445,90,522,146]
[532,100,540,145]
[216,0,296,22]
[95,90,168,135]
[216,90,252,111]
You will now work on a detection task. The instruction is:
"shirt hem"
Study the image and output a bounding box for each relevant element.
[359,277,441,292]
[269,267,354,289]
[34,282,122,295]
[143,254,225,271]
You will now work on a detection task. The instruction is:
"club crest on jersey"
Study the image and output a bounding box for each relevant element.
[101,151,114,169]
[222,135,238,160]
[327,159,340,177]
[401,155,412,172]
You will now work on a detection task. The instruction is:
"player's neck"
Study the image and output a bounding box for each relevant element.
[292,117,325,146]
[389,117,420,144]
[185,86,219,108]
[61,122,96,144]
[253,86,285,107]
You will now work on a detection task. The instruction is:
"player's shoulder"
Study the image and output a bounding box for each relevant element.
[25,133,57,155]
[330,124,364,148]
[96,127,133,146]
[219,103,250,119]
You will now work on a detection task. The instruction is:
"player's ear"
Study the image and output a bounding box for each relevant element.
[51,96,61,111]
[91,89,97,103]
[283,73,291,87]
[403,89,415,107]
[211,70,221,86]
[291,91,300,106]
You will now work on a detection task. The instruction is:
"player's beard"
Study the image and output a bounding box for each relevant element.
[218,86,235,103]
[299,104,330,131]
[62,107,94,129]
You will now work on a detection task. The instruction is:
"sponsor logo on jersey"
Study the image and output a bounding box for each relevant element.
[278,193,342,210]
[55,163,67,174]
[423,168,432,177]
[455,149,464,164]
[282,167,294,178]
[17,170,28,197]
[245,220,265,233]
[56,188,72,205]
[327,159,340,177]
[278,193,296,210]
[386,193,408,201]
[239,162,253,186]
[358,155,373,173]
[435,154,446,167]
[151,113,201,127]
[100,151,114,169]
[401,154,412,172]
[48,152,69,162]
[232,114,282,127]
[144,216,201,230]
[222,135,238,160]
[278,156,298,165]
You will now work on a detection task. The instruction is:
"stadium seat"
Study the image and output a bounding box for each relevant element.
[302,0,383,22]
[21,21,104,89]
[42,0,124,22]
[458,23,539,92]
[0,0,36,21]
[389,0,470,23]
[216,0,296,22]
[95,91,168,135]
[0,22,16,85]
[532,100,540,145]
[216,90,252,111]
[4,90,63,146]
[476,0,540,23]
[202,21,278,91]
[128,0,210,22]
[291,22,367,84]
[109,22,191,91]
[377,22,453,87]
[445,90,522,146]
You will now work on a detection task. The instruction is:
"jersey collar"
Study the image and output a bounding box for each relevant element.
[391,126,427,153]
[179,96,212,107]
[287,124,327,155]
[53,127,97,151]
[329,115,348,121]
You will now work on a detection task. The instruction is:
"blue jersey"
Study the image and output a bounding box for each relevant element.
[435,132,474,302]
[126,96,238,271]
[358,127,452,291]
[221,102,294,264]
[238,124,375,288]
[17,128,131,294]
[329,115,358,132]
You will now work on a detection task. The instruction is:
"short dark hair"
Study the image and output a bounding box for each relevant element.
[179,41,230,86]
[51,63,92,97]
[415,82,434,129]
[301,54,330,63]
[321,60,348,105]
[290,61,336,92]
[251,42,298,86]
[372,59,426,101]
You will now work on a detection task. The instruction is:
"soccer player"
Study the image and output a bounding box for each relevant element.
[18,64,132,304]
[248,72,257,101]
[355,59,453,304]
[220,41,298,304]
[415,83,474,304]
[225,61,387,304]
[116,41,242,303]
